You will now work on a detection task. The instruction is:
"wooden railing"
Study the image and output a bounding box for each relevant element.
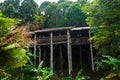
[37,37,50,43]
[53,35,67,42]
[35,35,89,45]
[71,37,89,45]
[37,35,67,44]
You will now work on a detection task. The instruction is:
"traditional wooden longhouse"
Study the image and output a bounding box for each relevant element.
[31,26,94,75]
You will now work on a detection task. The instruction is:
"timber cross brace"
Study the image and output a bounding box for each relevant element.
[30,26,95,75]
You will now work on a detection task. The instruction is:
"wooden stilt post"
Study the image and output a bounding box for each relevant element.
[89,31,94,71]
[80,46,82,68]
[34,33,36,67]
[43,46,46,65]
[50,32,53,72]
[67,30,72,75]
[39,46,41,63]
[59,45,63,75]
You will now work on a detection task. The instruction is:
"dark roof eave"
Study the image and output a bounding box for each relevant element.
[29,26,91,34]
[34,26,73,33]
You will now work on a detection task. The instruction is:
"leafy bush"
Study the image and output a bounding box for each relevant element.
[62,69,91,80]
[102,56,120,72]
[21,61,53,80]
[75,69,91,80]
[62,77,73,80]
[95,55,120,79]
[0,69,11,79]
[102,55,120,79]
[0,12,30,79]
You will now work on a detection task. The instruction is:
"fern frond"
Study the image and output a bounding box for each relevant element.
[2,43,21,50]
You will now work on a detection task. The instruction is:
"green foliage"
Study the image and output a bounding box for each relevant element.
[99,78,106,80]
[102,55,120,78]
[94,58,106,71]
[3,3,15,18]
[34,15,44,27]
[2,0,20,18]
[21,61,53,80]
[83,1,120,77]
[75,69,91,80]
[62,77,73,80]
[43,2,58,28]
[55,1,71,27]
[0,13,30,79]
[78,0,87,6]
[0,69,11,79]
[0,49,29,69]
[1,0,88,28]
[102,56,120,71]
[0,12,3,16]
[64,2,87,27]
[39,1,51,12]
[33,61,53,80]
[61,69,91,80]
[58,0,68,3]
[39,0,87,28]
[0,16,14,37]
[1,0,38,23]
[83,0,120,55]
[95,55,120,79]
[20,0,38,22]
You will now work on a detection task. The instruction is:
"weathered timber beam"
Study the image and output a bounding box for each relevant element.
[39,46,41,63]
[37,41,67,46]
[89,32,94,71]
[67,30,72,75]
[50,32,53,72]
[59,45,63,75]
[80,46,82,68]
[34,33,36,67]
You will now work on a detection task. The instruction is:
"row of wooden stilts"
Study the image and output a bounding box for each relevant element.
[33,30,94,75]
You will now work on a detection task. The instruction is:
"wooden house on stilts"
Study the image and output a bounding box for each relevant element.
[30,26,95,75]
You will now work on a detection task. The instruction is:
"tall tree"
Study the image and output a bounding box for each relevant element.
[78,0,87,6]
[42,2,58,28]
[20,0,38,22]
[39,1,51,12]
[64,2,87,27]
[3,3,15,18]
[56,1,72,27]
[2,0,21,18]
[38,1,51,28]
[40,0,87,28]
[0,3,3,10]
[83,0,120,56]
[58,0,68,3]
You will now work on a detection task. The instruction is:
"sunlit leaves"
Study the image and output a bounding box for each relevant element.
[0,16,14,37]
[0,14,30,76]
[0,12,2,17]
[0,49,29,69]
[83,0,120,55]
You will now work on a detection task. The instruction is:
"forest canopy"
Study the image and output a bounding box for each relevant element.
[0,0,87,29]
